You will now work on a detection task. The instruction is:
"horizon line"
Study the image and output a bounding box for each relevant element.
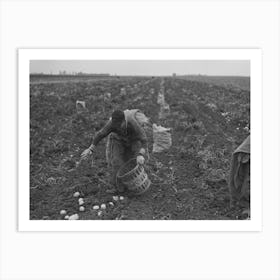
[29,73,250,77]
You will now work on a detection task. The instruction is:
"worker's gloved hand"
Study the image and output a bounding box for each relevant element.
[136,155,145,165]
[81,144,95,160]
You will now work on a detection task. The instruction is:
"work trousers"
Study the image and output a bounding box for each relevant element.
[106,133,142,191]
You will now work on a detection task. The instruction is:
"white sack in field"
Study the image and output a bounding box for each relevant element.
[159,102,170,119]
[76,100,87,113]
[152,124,172,153]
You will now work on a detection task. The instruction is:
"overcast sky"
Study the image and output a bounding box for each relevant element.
[30,60,250,76]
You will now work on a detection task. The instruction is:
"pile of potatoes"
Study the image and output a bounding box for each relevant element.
[59,192,125,220]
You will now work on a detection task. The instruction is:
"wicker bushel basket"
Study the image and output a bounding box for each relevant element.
[116,158,151,195]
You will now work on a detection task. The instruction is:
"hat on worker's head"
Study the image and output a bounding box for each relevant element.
[111,110,125,127]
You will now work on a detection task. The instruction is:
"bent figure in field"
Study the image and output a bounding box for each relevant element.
[81,109,149,193]
[228,135,250,208]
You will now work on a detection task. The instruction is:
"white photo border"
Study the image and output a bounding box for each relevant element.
[19,48,262,232]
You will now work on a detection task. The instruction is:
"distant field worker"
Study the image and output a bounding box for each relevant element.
[81,109,150,193]
[228,135,250,208]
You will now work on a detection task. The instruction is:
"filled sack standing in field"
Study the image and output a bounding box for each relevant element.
[157,87,170,119]
[120,87,126,96]
[159,102,170,119]
[76,100,86,113]
[157,92,165,105]
[152,124,172,153]
[228,135,250,207]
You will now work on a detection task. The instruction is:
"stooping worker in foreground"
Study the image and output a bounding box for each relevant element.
[81,109,149,193]
[228,135,250,208]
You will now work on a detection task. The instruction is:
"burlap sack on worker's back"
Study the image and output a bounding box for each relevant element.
[124,109,150,127]
[228,135,250,207]
[124,109,151,139]
[134,110,150,126]
[123,109,151,161]
[152,124,172,153]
